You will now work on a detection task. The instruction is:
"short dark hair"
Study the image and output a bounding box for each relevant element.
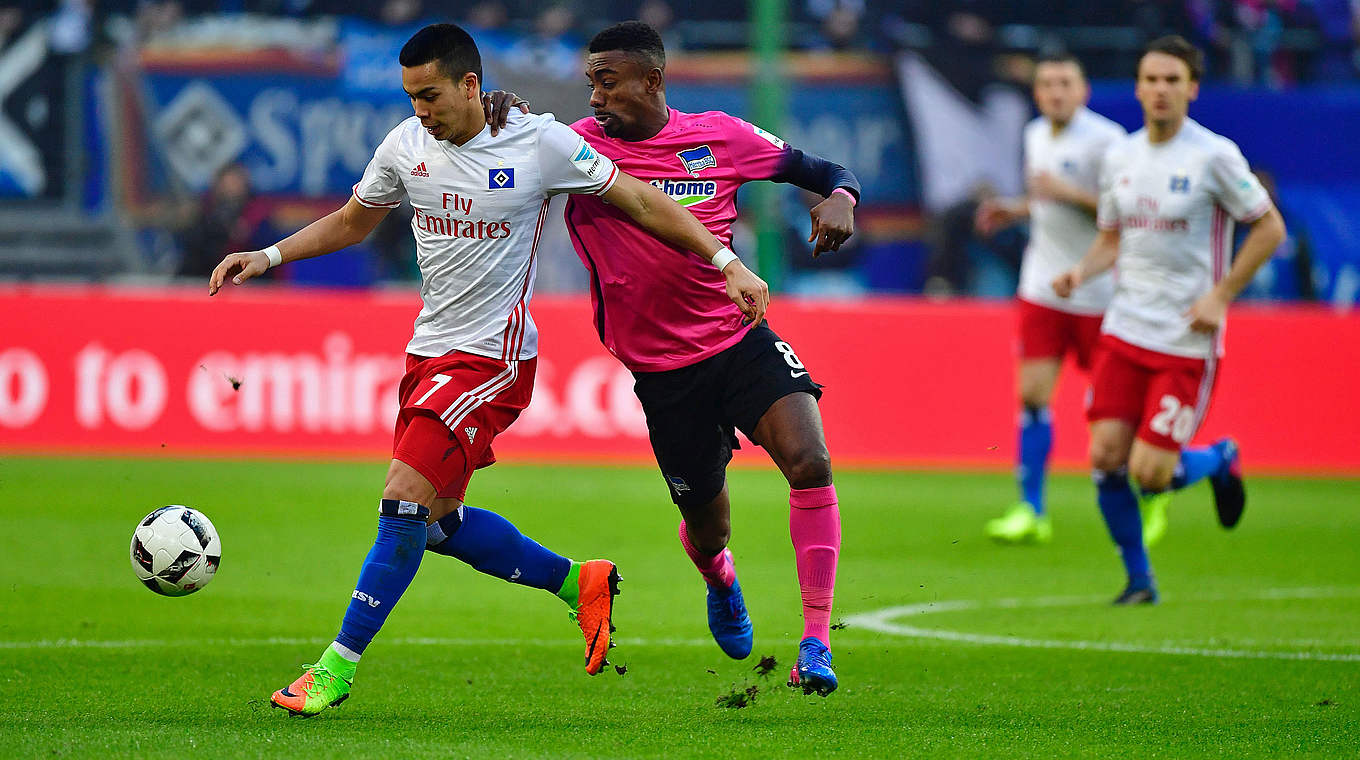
[1141,35,1204,81]
[588,20,666,70]
[1035,51,1085,79]
[400,23,483,85]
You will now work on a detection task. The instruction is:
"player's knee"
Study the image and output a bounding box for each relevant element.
[1089,440,1127,473]
[1131,464,1172,493]
[1019,378,1052,408]
[1019,389,1048,409]
[785,447,833,490]
[383,465,437,506]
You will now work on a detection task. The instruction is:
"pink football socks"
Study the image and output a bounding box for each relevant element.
[678,520,736,589]
[789,485,841,647]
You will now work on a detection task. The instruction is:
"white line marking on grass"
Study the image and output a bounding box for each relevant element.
[844,586,1360,663]
[0,636,719,651]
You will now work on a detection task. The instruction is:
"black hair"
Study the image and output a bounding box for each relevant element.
[1141,35,1204,81]
[399,23,483,85]
[588,20,666,70]
[1035,51,1085,79]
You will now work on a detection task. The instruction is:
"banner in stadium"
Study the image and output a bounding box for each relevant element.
[122,44,910,208]
[0,21,74,202]
[1,287,1356,473]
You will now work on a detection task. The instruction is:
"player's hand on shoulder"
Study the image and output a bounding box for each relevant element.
[722,259,769,325]
[1186,290,1229,333]
[481,91,531,136]
[208,250,269,296]
[808,192,855,258]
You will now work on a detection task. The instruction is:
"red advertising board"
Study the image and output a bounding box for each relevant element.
[1,286,1356,473]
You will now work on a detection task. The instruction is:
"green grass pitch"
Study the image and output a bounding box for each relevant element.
[1,456,1357,758]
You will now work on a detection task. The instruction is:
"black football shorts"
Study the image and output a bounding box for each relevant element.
[631,322,822,507]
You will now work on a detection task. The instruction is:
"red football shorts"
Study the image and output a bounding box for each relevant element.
[391,351,536,501]
[1017,298,1105,371]
[1086,335,1220,451]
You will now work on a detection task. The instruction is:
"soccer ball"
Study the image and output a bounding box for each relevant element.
[130,505,222,596]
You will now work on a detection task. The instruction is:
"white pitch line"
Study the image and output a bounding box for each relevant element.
[844,586,1360,663]
[0,636,716,651]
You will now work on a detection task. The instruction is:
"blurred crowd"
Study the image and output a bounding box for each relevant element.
[1,1,1353,299]
[6,1,1359,84]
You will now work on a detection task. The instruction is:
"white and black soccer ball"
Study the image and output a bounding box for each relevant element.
[130,506,221,596]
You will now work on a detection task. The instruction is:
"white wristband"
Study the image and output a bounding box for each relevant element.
[263,245,283,269]
[709,247,739,272]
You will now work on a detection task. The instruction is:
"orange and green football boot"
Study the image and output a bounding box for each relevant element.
[270,648,354,717]
[564,559,621,675]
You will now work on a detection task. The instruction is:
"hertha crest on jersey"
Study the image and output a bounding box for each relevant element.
[676,145,717,176]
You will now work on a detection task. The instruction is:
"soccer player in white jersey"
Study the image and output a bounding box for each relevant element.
[207,23,769,717]
[975,53,1135,545]
[1053,36,1285,604]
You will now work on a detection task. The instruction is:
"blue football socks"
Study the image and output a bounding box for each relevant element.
[1018,405,1053,515]
[426,504,571,594]
[1170,445,1225,490]
[1094,469,1152,589]
[334,499,430,656]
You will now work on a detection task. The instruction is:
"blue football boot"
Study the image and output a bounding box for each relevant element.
[788,636,837,696]
[1209,438,1246,529]
[706,578,753,660]
[1113,579,1159,606]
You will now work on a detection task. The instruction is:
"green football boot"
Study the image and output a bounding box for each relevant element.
[1140,491,1171,548]
[271,648,354,717]
[985,503,1052,544]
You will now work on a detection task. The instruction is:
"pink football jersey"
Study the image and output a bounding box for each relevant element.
[565,108,789,372]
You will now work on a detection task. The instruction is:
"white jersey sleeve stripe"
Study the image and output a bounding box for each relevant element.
[351,184,402,208]
[1239,199,1272,224]
[596,165,620,196]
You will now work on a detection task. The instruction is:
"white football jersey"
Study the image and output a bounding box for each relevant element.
[1017,107,1126,314]
[353,111,619,360]
[1097,119,1271,358]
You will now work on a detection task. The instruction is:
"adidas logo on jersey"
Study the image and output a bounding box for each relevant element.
[464,426,477,444]
[410,162,430,177]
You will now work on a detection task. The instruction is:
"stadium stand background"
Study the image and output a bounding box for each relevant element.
[1,0,1358,304]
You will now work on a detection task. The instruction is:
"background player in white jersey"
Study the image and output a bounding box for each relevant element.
[206,23,768,717]
[974,53,1136,545]
[1053,36,1285,604]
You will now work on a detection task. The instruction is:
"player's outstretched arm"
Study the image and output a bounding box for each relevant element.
[1186,206,1286,332]
[601,172,769,324]
[1030,171,1099,215]
[208,197,390,295]
[975,196,1029,236]
[1053,227,1120,298]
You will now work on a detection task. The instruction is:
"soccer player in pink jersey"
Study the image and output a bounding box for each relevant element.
[207,23,769,717]
[496,21,857,695]
[1053,36,1285,604]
